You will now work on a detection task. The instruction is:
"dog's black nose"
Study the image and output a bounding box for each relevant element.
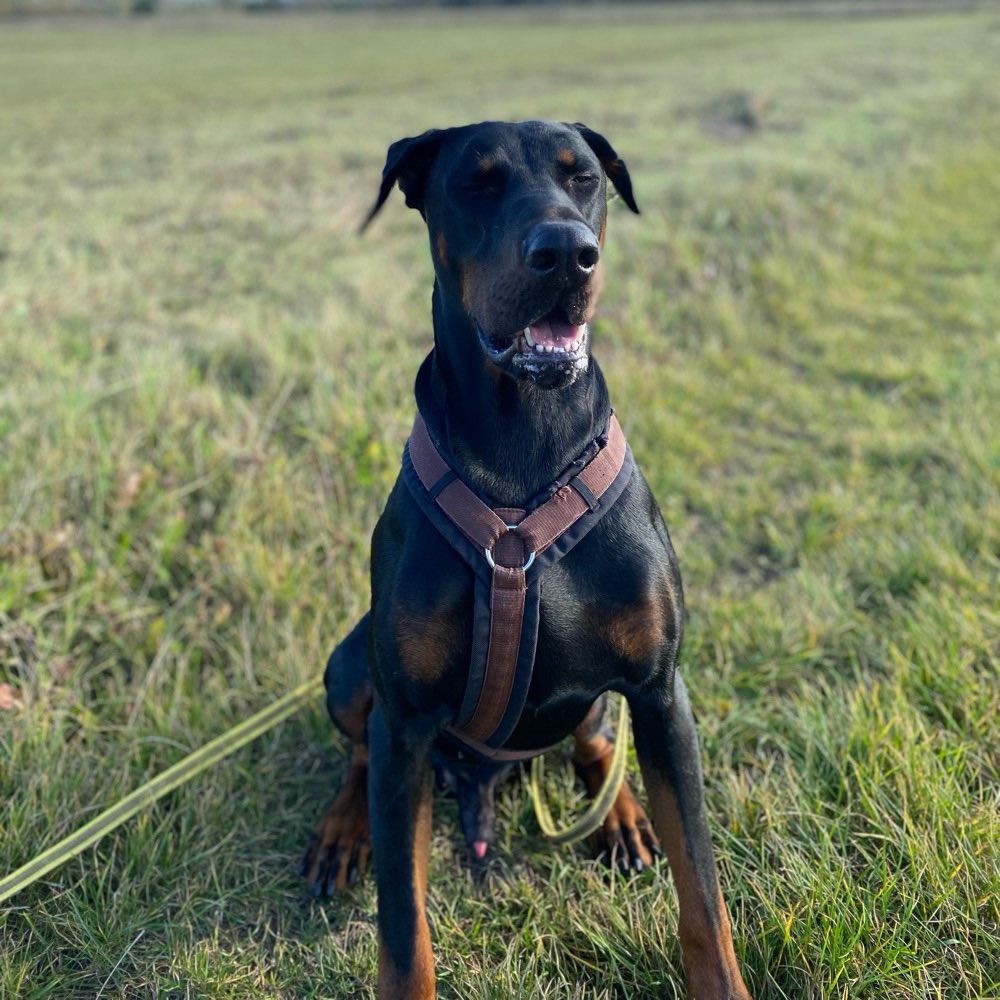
[523,221,600,279]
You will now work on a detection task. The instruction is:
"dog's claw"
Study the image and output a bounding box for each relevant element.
[589,780,661,876]
[301,764,370,898]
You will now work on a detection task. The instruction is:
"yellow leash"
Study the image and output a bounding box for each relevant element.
[1,680,627,904]
[528,693,629,846]
[0,679,322,906]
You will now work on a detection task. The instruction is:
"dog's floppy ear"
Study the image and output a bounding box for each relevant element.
[572,123,640,215]
[360,129,448,232]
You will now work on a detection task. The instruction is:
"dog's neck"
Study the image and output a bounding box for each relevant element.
[417,285,613,508]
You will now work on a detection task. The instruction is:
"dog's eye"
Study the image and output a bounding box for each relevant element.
[570,173,600,189]
[459,170,505,199]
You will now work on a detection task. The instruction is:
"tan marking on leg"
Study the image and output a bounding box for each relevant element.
[640,769,751,999]
[377,927,434,1000]
[377,792,435,1000]
[303,744,371,892]
[331,685,372,744]
[411,784,432,904]
[574,729,613,769]
[573,719,660,868]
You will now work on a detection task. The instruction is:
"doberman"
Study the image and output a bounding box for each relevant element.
[301,120,752,999]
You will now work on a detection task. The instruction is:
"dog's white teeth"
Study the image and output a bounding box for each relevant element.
[524,335,586,356]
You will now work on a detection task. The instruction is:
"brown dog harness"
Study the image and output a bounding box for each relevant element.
[401,397,634,760]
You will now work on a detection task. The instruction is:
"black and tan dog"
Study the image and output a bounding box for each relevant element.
[301,120,751,999]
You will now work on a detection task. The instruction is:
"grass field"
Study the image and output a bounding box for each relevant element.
[1,5,998,998]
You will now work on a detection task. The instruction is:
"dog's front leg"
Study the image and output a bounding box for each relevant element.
[631,673,752,1000]
[368,704,436,1000]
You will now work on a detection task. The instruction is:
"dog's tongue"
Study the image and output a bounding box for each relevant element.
[528,315,584,347]
[472,840,488,860]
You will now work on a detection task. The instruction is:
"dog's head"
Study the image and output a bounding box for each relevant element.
[364,120,638,390]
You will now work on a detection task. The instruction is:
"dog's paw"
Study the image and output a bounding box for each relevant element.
[590,780,662,875]
[299,765,370,896]
[684,965,753,1000]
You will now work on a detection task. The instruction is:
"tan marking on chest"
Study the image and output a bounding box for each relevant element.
[603,598,665,663]
[394,609,462,683]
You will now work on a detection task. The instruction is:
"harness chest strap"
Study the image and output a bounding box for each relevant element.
[405,412,631,753]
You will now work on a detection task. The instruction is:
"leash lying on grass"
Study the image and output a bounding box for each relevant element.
[0,683,626,904]
[0,679,321,906]
[529,693,630,846]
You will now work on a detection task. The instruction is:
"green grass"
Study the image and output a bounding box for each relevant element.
[1,5,997,998]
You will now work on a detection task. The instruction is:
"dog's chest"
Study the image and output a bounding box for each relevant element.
[398,411,658,752]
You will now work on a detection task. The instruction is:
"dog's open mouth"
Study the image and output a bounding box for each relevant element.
[519,312,587,358]
[479,308,589,364]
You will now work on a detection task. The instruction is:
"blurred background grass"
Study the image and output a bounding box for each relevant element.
[0,5,997,998]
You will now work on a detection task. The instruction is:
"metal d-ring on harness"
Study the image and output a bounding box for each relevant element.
[402,401,637,841]
[485,534,535,572]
